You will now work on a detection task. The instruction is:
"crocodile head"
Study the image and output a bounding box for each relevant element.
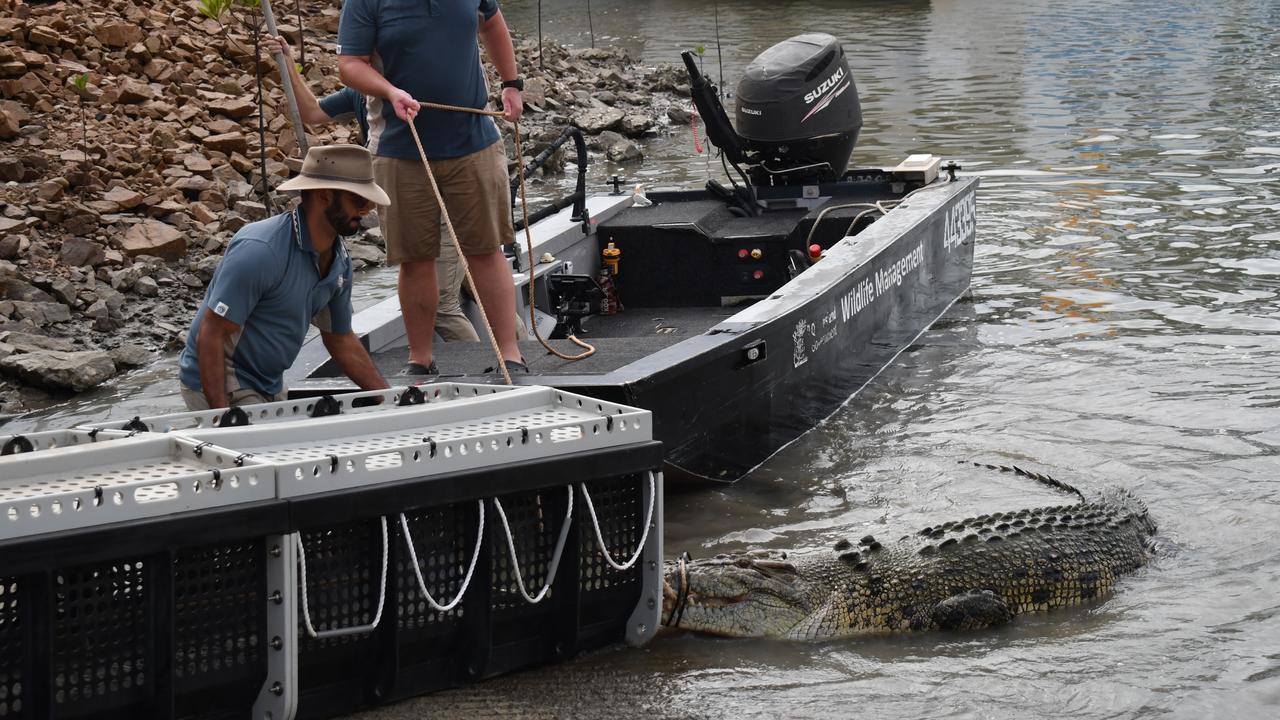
[661,550,815,637]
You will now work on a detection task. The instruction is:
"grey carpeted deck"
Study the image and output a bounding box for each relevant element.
[364,306,737,378]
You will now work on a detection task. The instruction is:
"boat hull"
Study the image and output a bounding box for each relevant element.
[288,177,977,485]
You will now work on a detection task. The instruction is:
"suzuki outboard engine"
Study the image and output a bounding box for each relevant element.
[683,33,861,187]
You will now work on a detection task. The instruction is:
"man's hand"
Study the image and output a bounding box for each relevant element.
[389,86,420,122]
[267,34,293,61]
[501,86,523,123]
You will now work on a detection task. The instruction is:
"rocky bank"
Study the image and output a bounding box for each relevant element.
[0,0,688,416]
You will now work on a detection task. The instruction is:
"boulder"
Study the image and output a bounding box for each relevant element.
[97,22,144,49]
[208,97,255,120]
[101,186,146,210]
[117,79,154,104]
[58,235,106,266]
[109,342,153,368]
[9,301,72,324]
[572,106,624,134]
[120,219,185,260]
[0,331,76,353]
[203,132,248,155]
[0,349,117,392]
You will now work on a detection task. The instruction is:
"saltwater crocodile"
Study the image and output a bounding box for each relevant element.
[661,465,1157,639]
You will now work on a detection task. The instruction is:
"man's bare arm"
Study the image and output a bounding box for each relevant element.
[321,331,390,391]
[337,55,420,122]
[478,10,523,123]
[268,35,331,126]
[195,309,241,409]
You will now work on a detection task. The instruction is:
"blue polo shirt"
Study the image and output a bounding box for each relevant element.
[337,0,501,160]
[319,87,369,144]
[178,211,354,396]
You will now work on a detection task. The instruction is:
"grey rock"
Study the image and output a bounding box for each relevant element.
[10,301,72,324]
[59,236,107,267]
[0,348,117,392]
[133,276,159,296]
[109,343,153,369]
[573,107,625,133]
[0,331,75,352]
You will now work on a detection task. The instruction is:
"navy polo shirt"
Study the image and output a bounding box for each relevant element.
[319,87,370,145]
[178,211,354,396]
[337,0,502,159]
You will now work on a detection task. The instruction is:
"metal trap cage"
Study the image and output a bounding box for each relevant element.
[0,383,662,720]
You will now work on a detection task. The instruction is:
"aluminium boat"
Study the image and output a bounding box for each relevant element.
[286,33,978,484]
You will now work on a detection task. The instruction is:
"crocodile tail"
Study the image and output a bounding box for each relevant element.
[967,461,1087,503]
[1096,484,1158,535]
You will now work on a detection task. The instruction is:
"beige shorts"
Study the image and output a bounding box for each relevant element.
[180,385,287,411]
[374,141,514,264]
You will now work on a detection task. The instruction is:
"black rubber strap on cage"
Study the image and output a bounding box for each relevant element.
[398,386,425,406]
[310,395,341,418]
[235,452,255,467]
[218,406,251,427]
[192,441,213,457]
[122,416,150,433]
[1,435,33,455]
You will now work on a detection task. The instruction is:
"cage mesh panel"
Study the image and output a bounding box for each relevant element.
[396,504,470,630]
[173,541,262,714]
[491,488,562,613]
[297,520,382,655]
[0,575,21,718]
[53,560,148,711]
[579,474,644,595]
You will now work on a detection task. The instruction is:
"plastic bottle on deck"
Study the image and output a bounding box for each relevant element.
[599,241,622,315]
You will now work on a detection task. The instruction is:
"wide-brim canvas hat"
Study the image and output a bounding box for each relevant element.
[277,144,390,206]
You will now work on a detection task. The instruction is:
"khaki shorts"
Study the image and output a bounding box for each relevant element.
[180,385,286,411]
[374,141,514,264]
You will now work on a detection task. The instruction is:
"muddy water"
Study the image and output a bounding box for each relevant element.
[9,0,1280,717]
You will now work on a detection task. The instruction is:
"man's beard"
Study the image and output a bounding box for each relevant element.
[324,196,362,238]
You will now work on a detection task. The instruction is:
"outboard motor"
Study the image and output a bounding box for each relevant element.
[684,33,862,187]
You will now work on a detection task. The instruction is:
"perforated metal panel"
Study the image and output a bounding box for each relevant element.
[491,487,568,613]
[178,386,652,498]
[580,474,646,595]
[52,558,149,712]
[396,505,472,631]
[0,574,22,719]
[0,428,131,456]
[0,436,272,540]
[173,541,265,716]
[80,384,517,434]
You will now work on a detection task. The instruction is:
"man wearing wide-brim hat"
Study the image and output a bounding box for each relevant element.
[177,145,391,410]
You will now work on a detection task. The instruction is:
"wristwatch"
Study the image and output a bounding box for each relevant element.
[500,77,524,91]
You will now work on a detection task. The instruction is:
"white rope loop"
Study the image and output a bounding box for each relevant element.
[399,500,485,613]
[296,515,390,639]
[579,471,656,572]
[491,485,574,604]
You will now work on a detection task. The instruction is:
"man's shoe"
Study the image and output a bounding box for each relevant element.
[401,360,438,375]
[485,359,528,374]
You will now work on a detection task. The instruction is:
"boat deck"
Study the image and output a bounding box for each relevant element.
[356,305,739,378]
